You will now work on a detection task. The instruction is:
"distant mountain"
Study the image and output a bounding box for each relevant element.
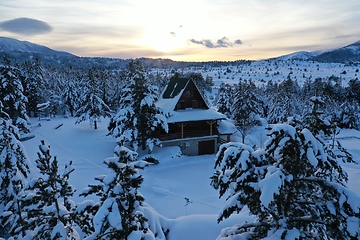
[2,36,360,69]
[312,40,360,63]
[0,37,128,69]
[273,51,321,61]
[0,36,75,57]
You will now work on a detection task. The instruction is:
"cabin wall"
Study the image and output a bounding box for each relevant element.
[162,135,219,155]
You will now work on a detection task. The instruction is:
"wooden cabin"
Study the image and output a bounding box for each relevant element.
[156,75,230,155]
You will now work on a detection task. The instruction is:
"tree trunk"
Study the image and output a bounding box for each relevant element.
[94,120,97,129]
[142,136,146,150]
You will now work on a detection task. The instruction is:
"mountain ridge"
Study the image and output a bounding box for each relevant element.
[1,36,360,66]
[0,37,75,57]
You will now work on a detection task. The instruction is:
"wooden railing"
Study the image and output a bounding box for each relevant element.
[218,137,227,145]
[159,130,216,140]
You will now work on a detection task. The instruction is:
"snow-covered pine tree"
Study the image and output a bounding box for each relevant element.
[302,96,354,166]
[231,79,261,143]
[337,100,360,129]
[266,93,294,124]
[216,83,232,118]
[75,68,111,129]
[97,68,111,108]
[21,140,79,239]
[59,69,81,117]
[107,69,127,111]
[303,96,332,141]
[346,78,360,105]
[108,60,168,152]
[211,124,360,239]
[21,59,45,117]
[0,100,32,238]
[79,145,167,240]
[0,60,30,133]
[265,77,302,124]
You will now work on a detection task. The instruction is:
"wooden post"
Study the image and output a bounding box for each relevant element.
[181,123,184,138]
[177,122,188,138]
[177,123,184,138]
[207,120,215,136]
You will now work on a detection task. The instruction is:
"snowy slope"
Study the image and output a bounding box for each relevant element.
[0,36,74,56]
[272,51,321,61]
[313,40,360,62]
[21,116,360,240]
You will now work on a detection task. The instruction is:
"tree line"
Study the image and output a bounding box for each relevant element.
[216,75,360,143]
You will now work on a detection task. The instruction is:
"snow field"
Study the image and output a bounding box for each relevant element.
[21,116,360,239]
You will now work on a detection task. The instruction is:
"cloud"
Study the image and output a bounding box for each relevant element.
[234,39,243,45]
[189,37,242,48]
[0,18,52,35]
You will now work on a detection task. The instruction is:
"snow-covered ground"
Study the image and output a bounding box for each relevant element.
[21,116,360,240]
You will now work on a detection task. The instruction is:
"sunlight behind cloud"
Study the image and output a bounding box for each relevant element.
[140,30,185,53]
[1,0,360,60]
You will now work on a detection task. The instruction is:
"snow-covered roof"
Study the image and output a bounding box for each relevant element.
[166,108,226,123]
[156,78,190,115]
[157,77,226,123]
[217,119,238,135]
[156,93,183,116]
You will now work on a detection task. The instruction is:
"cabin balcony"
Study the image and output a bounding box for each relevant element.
[158,129,219,141]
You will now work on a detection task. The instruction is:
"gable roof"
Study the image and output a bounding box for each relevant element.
[162,77,189,99]
[157,75,226,123]
[156,76,191,115]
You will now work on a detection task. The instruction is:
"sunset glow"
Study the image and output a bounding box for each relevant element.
[1,0,360,61]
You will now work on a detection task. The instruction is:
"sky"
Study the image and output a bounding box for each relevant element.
[1,0,360,61]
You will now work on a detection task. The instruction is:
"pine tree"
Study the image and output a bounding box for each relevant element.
[211,124,360,239]
[79,146,166,239]
[21,140,80,239]
[337,100,360,129]
[266,76,302,124]
[231,80,261,143]
[216,83,232,118]
[21,59,45,117]
[0,61,30,133]
[60,69,81,117]
[75,68,111,129]
[303,96,333,142]
[0,101,32,238]
[266,93,294,124]
[346,78,360,105]
[97,68,111,107]
[108,60,168,152]
[62,80,79,117]
[108,69,127,111]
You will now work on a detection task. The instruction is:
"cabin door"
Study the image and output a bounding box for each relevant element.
[198,140,215,155]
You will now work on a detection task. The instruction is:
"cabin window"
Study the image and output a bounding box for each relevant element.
[177,100,185,110]
[185,90,191,97]
[192,100,198,109]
